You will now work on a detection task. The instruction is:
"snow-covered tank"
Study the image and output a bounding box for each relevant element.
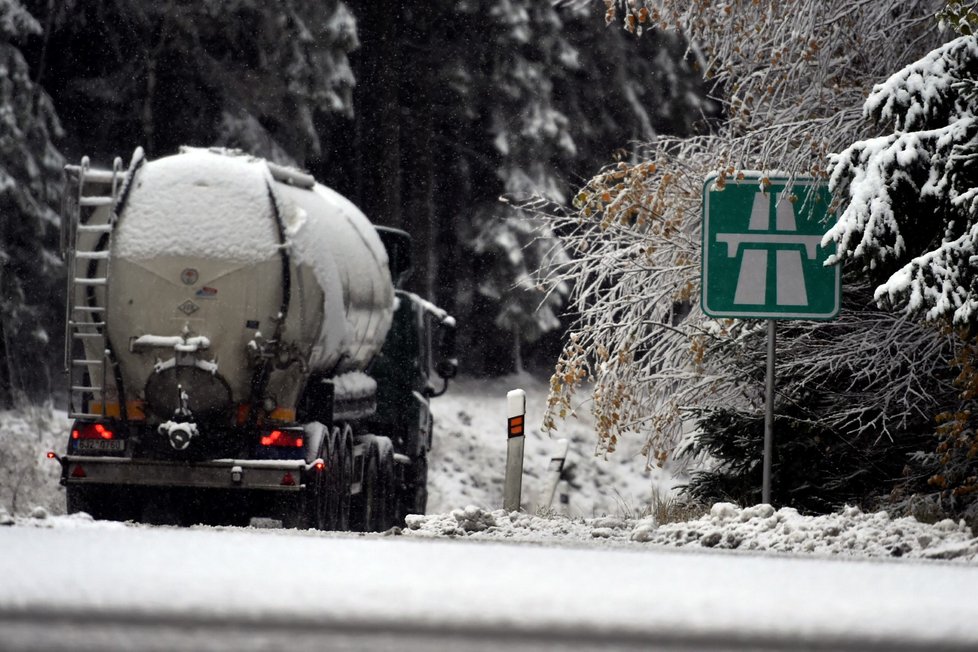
[79,148,393,426]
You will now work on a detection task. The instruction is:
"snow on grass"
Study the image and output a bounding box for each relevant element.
[427,372,669,517]
[7,374,978,566]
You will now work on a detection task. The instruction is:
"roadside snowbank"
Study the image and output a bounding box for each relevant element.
[7,501,978,564]
[403,502,978,562]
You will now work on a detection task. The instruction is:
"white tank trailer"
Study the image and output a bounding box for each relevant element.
[54,148,457,531]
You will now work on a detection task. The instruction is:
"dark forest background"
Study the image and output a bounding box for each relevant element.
[0,0,713,407]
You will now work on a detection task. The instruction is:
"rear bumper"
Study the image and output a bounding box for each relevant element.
[63,456,309,492]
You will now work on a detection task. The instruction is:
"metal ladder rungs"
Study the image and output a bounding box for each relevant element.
[75,251,111,260]
[79,196,114,207]
[77,224,113,233]
[64,154,125,420]
[64,165,117,185]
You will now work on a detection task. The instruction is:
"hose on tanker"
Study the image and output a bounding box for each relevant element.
[244,182,293,427]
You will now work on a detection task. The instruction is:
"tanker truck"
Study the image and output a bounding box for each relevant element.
[53,147,456,531]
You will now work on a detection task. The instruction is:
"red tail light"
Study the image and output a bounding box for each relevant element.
[72,422,114,440]
[260,429,303,448]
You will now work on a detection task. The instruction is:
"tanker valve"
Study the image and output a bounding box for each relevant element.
[159,421,199,451]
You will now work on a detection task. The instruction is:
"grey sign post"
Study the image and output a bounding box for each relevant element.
[540,437,569,511]
[504,389,526,512]
[702,174,840,504]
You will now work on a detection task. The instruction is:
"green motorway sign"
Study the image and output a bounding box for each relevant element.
[701,174,840,320]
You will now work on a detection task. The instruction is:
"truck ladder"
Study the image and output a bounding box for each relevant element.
[62,156,124,419]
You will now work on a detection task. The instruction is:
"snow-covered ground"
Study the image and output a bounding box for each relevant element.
[8,374,978,649]
[0,373,663,519]
[4,512,978,650]
[427,373,668,516]
[0,405,67,517]
[5,373,978,564]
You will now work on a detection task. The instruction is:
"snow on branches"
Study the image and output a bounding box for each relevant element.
[535,1,951,465]
[827,35,978,324]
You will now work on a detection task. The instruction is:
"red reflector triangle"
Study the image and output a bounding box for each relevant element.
[71,465,86,478]
[281,472,296,486]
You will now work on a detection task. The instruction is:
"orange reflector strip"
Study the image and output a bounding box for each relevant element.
[508,415,524,438]
[268,407,297,422]
[236,403,251,426]
[90,401,146,420]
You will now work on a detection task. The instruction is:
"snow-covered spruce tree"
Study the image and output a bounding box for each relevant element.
[825,6,978,514]
[536,0,956,490]
[23,0,357,165]
[469,205,570,373]
[0,0,64,407]
[457,0,714,374]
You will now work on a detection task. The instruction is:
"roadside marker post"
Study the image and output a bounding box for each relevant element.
[540,438,569,511]
[701,173,840,505]
[504,389,526,512]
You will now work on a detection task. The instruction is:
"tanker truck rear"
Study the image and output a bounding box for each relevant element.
[54,147,456,530]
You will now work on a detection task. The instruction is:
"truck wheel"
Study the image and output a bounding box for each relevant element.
[323,428,341,530]
[335,429,353,531]
[350,444,378,532]
[375,446,396,531]
[399,454,428,520]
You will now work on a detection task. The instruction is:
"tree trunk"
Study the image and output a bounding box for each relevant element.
[349,0,403,229]
[400,1,435,299]
[0,318,12,409]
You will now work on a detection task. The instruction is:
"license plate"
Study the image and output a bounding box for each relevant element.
[77,439,125,452]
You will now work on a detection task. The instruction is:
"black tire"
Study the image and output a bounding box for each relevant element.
[334,429,353,531]
[350,444,378,532]
[373,445,395,532]
[352,438,397,532]
[323,428,342,530]
[399,454,428,521]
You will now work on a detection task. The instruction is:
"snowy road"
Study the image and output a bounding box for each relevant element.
[2,520,978,651]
